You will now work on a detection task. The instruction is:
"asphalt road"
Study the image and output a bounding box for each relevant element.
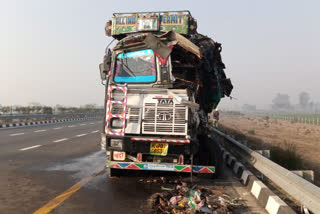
[0,119,266,214]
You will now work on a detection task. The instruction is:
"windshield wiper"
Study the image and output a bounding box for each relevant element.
[120,56,136,77]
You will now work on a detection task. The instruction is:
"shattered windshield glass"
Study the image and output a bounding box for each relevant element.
[114,49,156,83]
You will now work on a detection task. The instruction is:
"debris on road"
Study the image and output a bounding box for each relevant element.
[138,177,181,185]
[149,182,244,214]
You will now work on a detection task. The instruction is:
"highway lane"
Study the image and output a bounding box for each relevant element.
[0,119,102,137]
[0,120,103,158]
[0,125,104,214]
[0,119,267,214]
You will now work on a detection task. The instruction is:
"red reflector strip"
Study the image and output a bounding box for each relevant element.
[131,138,190,144]
[179,155,184,165]
[137,153,142,162]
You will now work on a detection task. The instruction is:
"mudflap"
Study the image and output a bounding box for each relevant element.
[194,134,223,178]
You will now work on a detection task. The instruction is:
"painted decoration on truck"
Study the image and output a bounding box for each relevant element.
[115,16,137,25]
[160,15,184,25]
[144,163,175,171]
[111,14,189,36]
[106,161,215,173]
[105,85,128,136]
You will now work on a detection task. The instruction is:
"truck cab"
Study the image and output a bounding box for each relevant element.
[99,11,232,176]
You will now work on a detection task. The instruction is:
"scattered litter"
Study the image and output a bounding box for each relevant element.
[138,177,183,185]
[170,196,182,205]
[162,187,174,191]
[150,181,244,213]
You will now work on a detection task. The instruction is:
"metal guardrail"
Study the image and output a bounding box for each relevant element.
[211,127,320,214]
[0,113,102,120]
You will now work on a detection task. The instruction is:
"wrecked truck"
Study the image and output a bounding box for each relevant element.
[99,11,233,177]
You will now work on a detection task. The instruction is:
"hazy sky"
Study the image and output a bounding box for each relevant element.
[1,0,319,108]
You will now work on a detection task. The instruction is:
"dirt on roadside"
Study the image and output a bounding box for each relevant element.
[219,114,320,186]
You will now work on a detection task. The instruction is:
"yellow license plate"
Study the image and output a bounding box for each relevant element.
[150,142,168,156]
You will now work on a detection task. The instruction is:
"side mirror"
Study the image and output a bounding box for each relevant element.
[99,49,112,81]
[99,63,106,81]
[104,49,112,71]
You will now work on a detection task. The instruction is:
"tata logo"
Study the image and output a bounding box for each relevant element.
[157,112,172,121]
[157,99,174,105]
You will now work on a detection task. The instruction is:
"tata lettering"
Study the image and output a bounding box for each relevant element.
[157,99,174,105]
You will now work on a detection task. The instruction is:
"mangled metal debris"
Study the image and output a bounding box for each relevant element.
[112,28,232,113]
[149,182,244,214]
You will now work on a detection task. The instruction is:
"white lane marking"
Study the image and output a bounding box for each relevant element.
[89,122,94,125]
[10,133,25,136]
[34,129,47,133]
[80,123,87,126]
[68,125,75,128]
[53,127,63,130]
[91,130,99,133]
[20,145,41,151]
[76,133,87,137]
[53,138,68,143]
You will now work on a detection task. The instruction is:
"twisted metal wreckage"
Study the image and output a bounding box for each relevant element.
[107,27,233,115]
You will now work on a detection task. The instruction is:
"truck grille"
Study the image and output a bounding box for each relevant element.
[128,107,140,123]
[142,103,187,135]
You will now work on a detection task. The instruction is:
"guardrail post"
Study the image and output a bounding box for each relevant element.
[255,150,270,159]
[291,170,314,183]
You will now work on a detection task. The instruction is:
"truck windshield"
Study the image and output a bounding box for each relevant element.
[114,49,156,83]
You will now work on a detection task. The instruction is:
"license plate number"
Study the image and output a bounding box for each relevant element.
[150,142,168,156]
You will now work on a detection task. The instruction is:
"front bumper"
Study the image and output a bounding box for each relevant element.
[106,161,215,173]
[106,136,191,155]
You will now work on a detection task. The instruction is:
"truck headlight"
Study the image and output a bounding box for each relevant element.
[110,139,123,149]
[110,118,123,129]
